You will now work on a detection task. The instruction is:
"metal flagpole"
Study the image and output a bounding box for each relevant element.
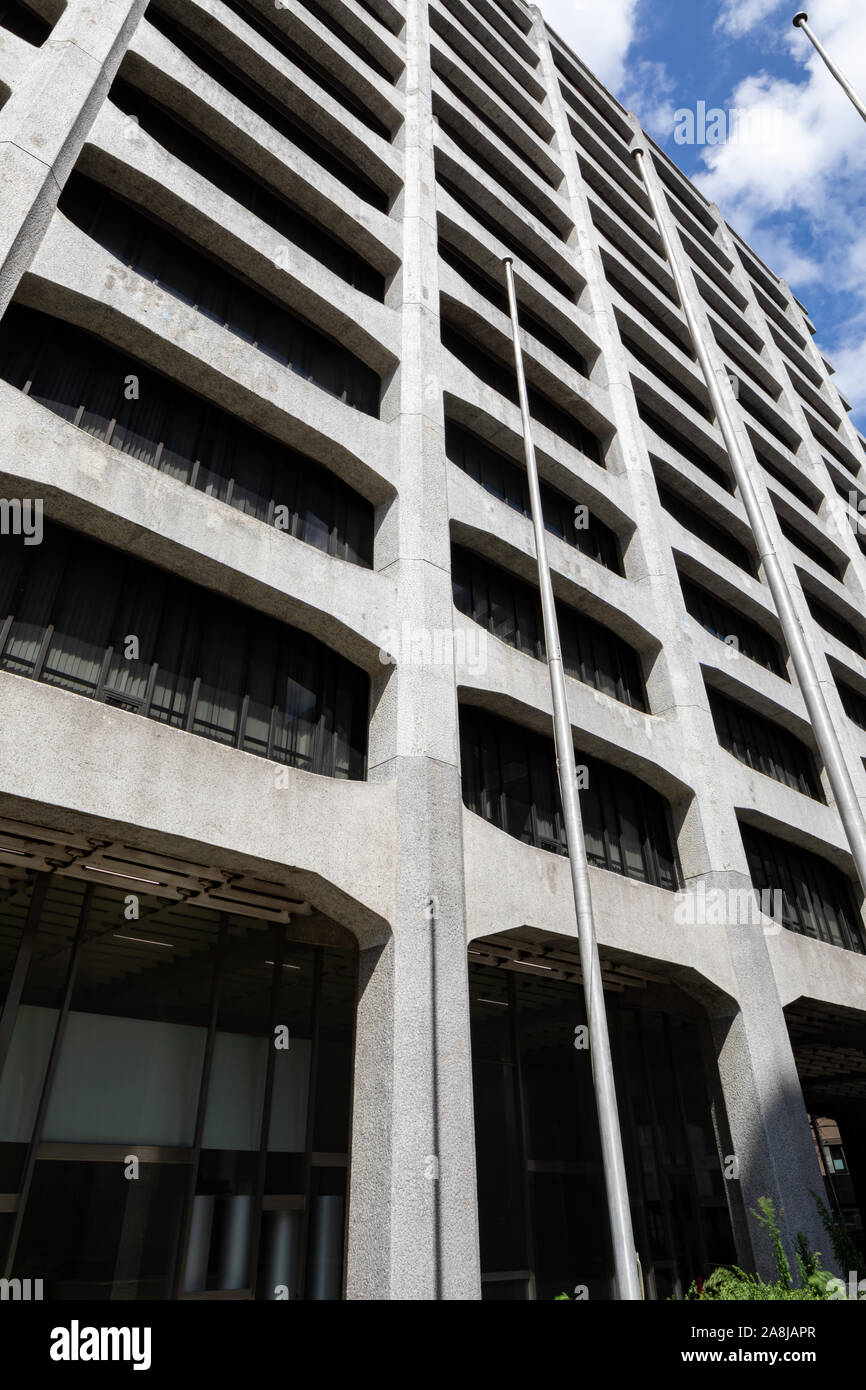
[502,257,641,1301]
[631,140,866,902]
[793,12,866,126]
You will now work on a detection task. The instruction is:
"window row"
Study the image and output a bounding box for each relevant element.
[445,419,622,573]
[459,706,679,890]
[438,238,587,375]
[441,320,602,463]
[625,336,713,422]
[435,109,563,240]
[657,481,755,576]
[708,687,822,800]
[679,573,787,677]
[452,544,646,710]
[146,7,390,211]
[437,172,575,302]
[804,590,866,658]
[775,514,843,581]
[58,173,380,415]
[0,522,369,778]
[638,403,732,494]
[220,0,393,134]
[0,305,374,568]
[742,825,863,954]
[109,79,384,299]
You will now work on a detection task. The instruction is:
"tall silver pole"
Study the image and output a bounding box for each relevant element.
[632,143,866,902]
[793,13,866,125]
[502,257,641,1301]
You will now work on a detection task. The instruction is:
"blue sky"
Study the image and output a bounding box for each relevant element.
[539,0,866,431]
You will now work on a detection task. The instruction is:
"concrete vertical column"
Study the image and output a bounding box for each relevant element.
[531,10,830,1276]
[344,0,480,1300]
[0,0,149,314]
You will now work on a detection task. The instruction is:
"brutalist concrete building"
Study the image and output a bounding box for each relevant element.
[1,0,866,1303]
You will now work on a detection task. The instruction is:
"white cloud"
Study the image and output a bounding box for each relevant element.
[715,0,786,39]
[689,1,866,423]
[538,0,640,89]
[622,60,677,139]
[831,332,866,416]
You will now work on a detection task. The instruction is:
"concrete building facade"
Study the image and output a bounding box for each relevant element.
[1,0,866,1301]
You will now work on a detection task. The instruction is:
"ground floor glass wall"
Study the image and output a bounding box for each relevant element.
[0,874,356,1299]
[469,954,736,1300]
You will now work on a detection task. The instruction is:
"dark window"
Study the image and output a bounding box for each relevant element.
[0,305,374,567]
[752,442,816,510]
[470,971,734,1301]
[623,335,713,422]
[708,688,821,799]
[58,173,380,414]
[657,482,756,575]
[776,515,842,579]
[441,322,602,463]
[438,239,587,374]
[0,0,49,44]
[445,420,621,572]
[679,574,786,677]
[435,112,563,238]
[737,392,798,453]
[606,263,690,351]
[836,675,866,732]
[146,7,389,211]
[815,431,861,482]
[433,66,552,184]
[452,545,646,709]
[219,0,391,136]
[804,590,866,657]
[109,79,384,299]
[741,824,864,953]
[295,0,395,80]
[638,403,732,493]
[459,706,679,889]
[0,521,369,777]
[437,172,574,301]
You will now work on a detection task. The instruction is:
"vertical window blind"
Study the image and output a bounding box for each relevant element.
[741,824,864,953]
[438,239,587,375]
[708,687,822,800]
[459,706,679,889]
[0,304,374,568]
[219,0,392,138]
[58,172,380,415]
[679,573,786,676]
[657,481,756,575]
[146,7,390,212]
[452,544,646,710]
[638,403,732,493]
[108,79,384,300]
[0,522,369,778]
[445,420,622,572]
[436,172,575,301]
[441,320,602,463]
[804,590,866,657]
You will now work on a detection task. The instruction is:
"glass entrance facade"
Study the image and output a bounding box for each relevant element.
[469,954,735,1300]
[0,874,356,1299]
